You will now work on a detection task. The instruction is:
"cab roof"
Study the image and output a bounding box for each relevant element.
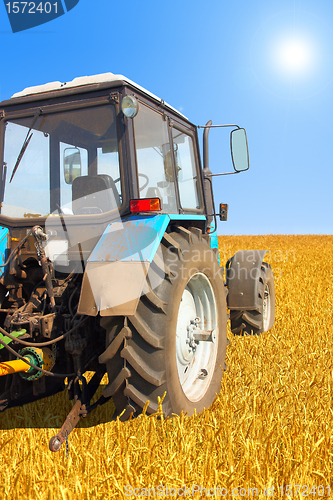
[12,73,157,99]
[8,72,187,119]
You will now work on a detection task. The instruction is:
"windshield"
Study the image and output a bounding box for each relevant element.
[1,104,122,218]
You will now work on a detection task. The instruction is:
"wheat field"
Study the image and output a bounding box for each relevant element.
[0,235,332,499]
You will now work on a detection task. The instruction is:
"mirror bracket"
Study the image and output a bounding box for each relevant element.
[63,147,81,185]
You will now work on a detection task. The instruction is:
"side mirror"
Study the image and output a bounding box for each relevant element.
[64,147,81,184]
[230,128,249,172]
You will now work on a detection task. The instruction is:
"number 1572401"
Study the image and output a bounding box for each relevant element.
[5,2,59,14]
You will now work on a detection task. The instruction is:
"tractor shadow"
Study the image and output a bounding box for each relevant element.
[0,384,116,429]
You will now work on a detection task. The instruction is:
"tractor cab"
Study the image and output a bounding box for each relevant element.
[0,74,207,225]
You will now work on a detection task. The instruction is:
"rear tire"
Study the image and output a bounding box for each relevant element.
[230,262,275,335]
[101,226,228,419]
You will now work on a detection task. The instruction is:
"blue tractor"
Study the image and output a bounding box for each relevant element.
[0,74,275,451]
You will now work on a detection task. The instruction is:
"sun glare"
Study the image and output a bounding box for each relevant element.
[275,38,313,75]
[250,11,333,99]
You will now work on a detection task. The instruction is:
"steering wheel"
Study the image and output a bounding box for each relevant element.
[114,173,149,192]
[138,173,149,191]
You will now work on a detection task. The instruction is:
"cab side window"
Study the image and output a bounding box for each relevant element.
[172,128,200,210]
[134,104,177,213]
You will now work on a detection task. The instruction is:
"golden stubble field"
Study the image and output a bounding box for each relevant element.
[0,235,332,499]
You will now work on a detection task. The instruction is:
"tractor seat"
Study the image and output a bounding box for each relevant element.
[72,174,120,215]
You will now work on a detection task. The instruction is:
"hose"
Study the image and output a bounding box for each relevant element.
[0,337,75,378]
[0,316,89,347]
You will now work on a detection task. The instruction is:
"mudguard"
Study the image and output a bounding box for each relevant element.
[226,249,268,311]
[77,214,207,317]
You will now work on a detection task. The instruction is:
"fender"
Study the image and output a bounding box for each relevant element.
[226,249,268,311]
[77,214,207,317]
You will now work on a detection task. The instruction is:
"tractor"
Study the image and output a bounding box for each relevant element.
[0,73,275,452]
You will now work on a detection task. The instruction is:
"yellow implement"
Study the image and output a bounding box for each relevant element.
[0,358,31,376]
[0,347,54,380]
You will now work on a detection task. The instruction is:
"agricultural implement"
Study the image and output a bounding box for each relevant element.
[0,73,275,452]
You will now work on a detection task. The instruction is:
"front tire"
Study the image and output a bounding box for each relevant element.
[101,226,228,419]
[230,262,275,335]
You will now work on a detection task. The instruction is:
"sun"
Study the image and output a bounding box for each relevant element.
[250,11,333,99]
[275,37,314,75]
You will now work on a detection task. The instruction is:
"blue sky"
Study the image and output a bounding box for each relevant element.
[0,0,332,235]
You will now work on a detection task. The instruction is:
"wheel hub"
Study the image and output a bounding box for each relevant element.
[186,317,201,351]
[263,284,271,331]
[175,273,218,403]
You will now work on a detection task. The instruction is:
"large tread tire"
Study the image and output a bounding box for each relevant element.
[230,262,275,336]
[100,226,228,419]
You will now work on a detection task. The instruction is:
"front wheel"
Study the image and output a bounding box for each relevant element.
[101,226,228,418]
[230,262,275,335]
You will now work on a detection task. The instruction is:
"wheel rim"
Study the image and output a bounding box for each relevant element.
[175,272,218,402]
[263,283,271,331]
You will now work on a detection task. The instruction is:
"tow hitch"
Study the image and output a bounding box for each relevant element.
[49,370,111,453]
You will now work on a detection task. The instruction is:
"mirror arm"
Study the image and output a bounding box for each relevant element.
[198,124,240,129]
[202,120,212,171]
[203,175,217,234]
[205,171,240,177]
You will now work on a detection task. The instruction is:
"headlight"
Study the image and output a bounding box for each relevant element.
[121,96,139,118]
